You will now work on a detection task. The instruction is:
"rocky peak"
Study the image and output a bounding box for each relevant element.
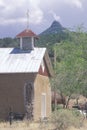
[51,21,63,29]
[40,21,65,35]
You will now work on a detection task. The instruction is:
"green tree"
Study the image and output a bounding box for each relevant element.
[51,28,87,107]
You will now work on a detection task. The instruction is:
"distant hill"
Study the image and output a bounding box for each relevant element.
[36,21,69,51]
[36,21,69,57]
[40,21,66,35]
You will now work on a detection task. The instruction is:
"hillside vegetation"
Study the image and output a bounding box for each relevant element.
[51,31,87,104]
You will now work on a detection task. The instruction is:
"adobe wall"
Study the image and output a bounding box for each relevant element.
[0,73,51,121]
[34,74,51,121]
[0,73,36,120]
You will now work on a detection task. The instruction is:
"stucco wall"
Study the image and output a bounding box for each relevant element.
[0,73,51,121]
[0,73,36,120]
[34,74,51,121]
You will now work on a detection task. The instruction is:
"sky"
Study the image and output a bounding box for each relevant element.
[0,0,87,38]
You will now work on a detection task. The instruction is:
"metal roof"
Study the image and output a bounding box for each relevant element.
[0,48,46,73]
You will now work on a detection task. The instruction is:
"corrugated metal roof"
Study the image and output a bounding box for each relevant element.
[0,48,46,73]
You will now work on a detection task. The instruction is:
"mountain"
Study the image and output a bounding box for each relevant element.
[40,21,66,35]
[36,21,69,57]
[36,21,68,47]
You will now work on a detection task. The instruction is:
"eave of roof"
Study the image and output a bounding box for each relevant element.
[16,29,38,39]
[44,50,54,77]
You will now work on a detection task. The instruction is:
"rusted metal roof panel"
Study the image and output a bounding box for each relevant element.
[16,29,38,38]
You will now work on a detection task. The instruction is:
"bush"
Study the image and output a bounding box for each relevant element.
[51,109,82,130]
[52,104,63,111]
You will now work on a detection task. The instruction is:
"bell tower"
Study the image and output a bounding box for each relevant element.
[16,10,38,50]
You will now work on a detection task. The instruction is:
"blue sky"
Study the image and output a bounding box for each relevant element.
[0,0,87,38]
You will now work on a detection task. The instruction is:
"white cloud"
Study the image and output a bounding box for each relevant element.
[49,11,61,22]
[65,0,83,9]
[0,0,44,25]
[0,0,84,27]
[0,17,26,25]
[73,0,82,8]
[0,0,4,6]
[30,9,43,24]
[28,0,44,24]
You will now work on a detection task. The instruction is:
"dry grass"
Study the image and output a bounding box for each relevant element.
[0,120,53,130]
[0,119,87,130]
[0,120,87,130]
[68,120,87,130]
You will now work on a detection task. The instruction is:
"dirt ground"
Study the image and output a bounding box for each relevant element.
[68,120,87,130]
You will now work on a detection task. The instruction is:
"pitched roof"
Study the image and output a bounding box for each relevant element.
[0,48,53,76]
[16,29,38,38]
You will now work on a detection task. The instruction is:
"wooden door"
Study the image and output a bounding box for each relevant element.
[41,93,46,118]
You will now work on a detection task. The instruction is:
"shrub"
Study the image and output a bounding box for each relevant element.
[51,109,82,130]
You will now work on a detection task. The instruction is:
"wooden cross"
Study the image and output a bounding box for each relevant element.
[26,9,29,29]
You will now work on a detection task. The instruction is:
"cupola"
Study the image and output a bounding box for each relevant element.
[16,29,38,50]
[16,10,38,50]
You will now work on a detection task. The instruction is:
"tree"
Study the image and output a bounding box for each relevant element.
[51,28,87,108]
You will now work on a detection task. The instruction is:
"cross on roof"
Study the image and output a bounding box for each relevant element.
[26,9,29,29]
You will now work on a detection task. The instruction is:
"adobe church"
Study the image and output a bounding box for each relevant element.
[0,28,53,120]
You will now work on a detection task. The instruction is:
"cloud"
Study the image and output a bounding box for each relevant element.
[49,11,61,22]
[0,0,86,38]
[73,0,82,8]
[0,0,84,26]
[28,0,44,24]
[0,0,44,26]
[0,0,4,7]
[65,0,83,9]
[39,0,83,11]
[30,10,43,24]
[0,18,26,25]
